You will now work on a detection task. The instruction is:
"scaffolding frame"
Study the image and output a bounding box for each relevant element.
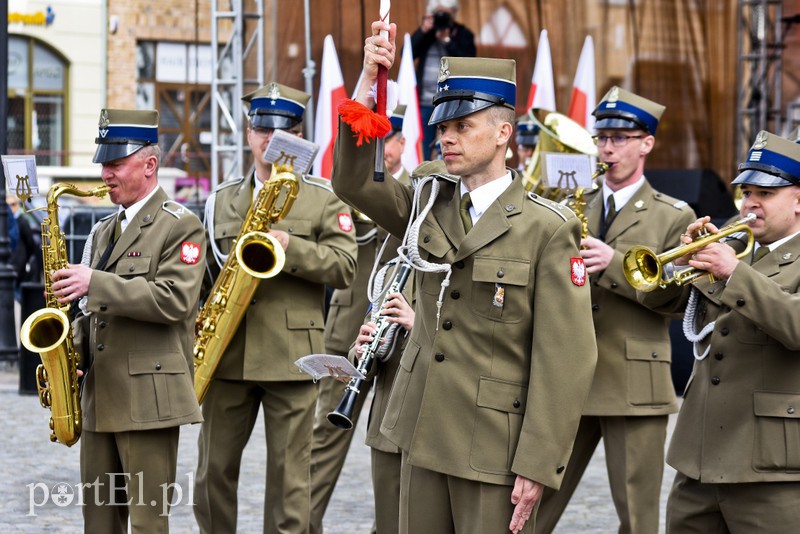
[210,0,264,187]
[736,0,784,164]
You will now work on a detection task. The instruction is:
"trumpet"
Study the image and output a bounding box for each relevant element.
[623,213,756,292]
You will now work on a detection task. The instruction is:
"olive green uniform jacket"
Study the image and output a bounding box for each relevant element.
[208,171,357,381]
[582,181,695,415]
[80,187,205,432]
[332,122,598,490]
[324,168,412,355]
[640,233,800,482]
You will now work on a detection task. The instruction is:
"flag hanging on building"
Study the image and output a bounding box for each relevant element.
[526,29,556,112]
[397,33,423,170]
[567,36,596,131]
[313,35,347,178]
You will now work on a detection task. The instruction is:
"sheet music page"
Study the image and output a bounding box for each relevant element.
[294,354,366,383]
[263,129,320,175]
[2,155,40,195]
[541,153,595,191]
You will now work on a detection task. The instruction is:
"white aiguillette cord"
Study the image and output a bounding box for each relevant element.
[393,175,453,330]
[682,286,714,360]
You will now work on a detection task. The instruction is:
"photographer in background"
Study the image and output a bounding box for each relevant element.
[412,0,475,160]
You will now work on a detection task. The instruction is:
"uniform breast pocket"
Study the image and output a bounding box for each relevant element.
[114,256,152,279]
[471,257,530,323]
[128,351,194,422]
[753,391,800,472]
[273,219,312,238]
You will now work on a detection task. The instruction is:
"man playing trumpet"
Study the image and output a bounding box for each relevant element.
[640,131,800,532]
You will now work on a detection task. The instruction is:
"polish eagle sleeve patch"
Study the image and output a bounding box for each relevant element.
[180,241,201,264]
[570,257,586,286]
[337,212,353,232]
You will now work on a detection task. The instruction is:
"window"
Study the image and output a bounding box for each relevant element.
[7,35,69,165]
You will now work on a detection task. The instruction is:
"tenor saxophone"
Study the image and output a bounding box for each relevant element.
[20,182,111,446]
[193,168,299,403]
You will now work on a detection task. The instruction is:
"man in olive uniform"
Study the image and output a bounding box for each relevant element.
[535,88,696,533]
[51,109,205,533]
[640,131,800,532]
[332,21,597,533]
[309,104,411,534]
[193,83,357,534]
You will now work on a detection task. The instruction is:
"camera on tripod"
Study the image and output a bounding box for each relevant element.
[433,11,454,31]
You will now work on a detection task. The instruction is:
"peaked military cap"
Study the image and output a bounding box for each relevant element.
[516,113,539,147]
[93,109,159,164]
[243,82,311,130]
[593,86,665,135]
[732,130,800,187]
[429,57,516,125]
[389,104,407,135]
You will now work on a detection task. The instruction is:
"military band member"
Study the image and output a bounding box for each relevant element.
[310,105,412,534]
[535,88,696,534]
[52,109,205,533]
[332,21,597,534]
[193,83,358,534]
[641,131,800,533]
[515,114,538,172]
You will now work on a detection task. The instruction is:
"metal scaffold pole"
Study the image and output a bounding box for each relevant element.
[210,0,265,187]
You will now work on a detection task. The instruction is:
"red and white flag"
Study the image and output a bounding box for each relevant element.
[397,33,423,169]
[526,29,556,112]
[567,36,596,131]
[313,35,348,178]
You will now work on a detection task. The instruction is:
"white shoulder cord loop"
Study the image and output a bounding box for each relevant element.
[682,286,714,360]
[395,175,453,329]
[204,190,228,269]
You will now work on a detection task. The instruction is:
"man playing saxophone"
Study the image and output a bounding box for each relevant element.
[50,109,206,533]
[640,131,800,533]
[193,83,357,534]
[536,88,696,534]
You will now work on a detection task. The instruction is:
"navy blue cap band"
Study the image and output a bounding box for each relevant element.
[249,96,304,120]
[97,125,158,144]
[738,148,800,185]
[595,100,658,134]
[435,77,516,107]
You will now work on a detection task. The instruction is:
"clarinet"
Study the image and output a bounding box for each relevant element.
[327,264,412,430]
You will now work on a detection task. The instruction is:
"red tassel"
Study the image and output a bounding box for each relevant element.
[338,99,392,146]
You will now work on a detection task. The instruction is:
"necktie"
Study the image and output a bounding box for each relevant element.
[459,193,473,233]
[113,212,126,243]
[753,246,769,264]
[605,195,617,227]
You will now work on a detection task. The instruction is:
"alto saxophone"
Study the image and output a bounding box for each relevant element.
[193,167,299,403]
[20,182,111,446]
[568,162,610,239]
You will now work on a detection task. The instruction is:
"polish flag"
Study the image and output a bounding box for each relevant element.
[313,35,348,178]
[526,30,556,112]
[567,36,596,131]
[397,33,423,169]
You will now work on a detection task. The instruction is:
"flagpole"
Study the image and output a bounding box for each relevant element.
[303,0,316,141]
[373,0,391,182]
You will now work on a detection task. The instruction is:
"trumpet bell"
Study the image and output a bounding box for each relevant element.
[622,246,662,292]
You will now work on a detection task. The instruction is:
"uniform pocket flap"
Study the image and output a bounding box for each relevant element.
[399,338,420,372]
[472,257,530,286]
[476,377,527,414]
[418,220,453,258]
[216,221,243,239]
[114,256,152,276]
[329,288,352,307]
[625,338,671,363]
[129,352,187,375]
[754,391,800,418]
[273,219,312,237]
[286,309,324,330]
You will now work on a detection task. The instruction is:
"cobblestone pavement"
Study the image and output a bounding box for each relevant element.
[0,362,676,533]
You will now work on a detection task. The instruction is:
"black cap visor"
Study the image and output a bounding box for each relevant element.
[593,116,644,132]
[249,111,300,130]
[93,141,148,164]
[732,167,800,187]
[429,90,510,125]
